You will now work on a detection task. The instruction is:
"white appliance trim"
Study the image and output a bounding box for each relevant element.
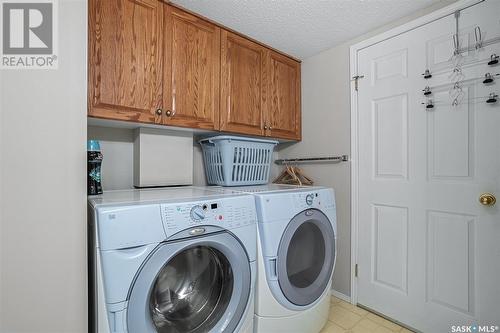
[348,0,484,306]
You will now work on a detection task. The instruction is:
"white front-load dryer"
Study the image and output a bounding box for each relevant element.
[88,187,257,333]
[212,185,337,333]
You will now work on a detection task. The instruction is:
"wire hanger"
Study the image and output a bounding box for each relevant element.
[448,11,467,108]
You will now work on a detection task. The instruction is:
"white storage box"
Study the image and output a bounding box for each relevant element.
[134,128,193,187]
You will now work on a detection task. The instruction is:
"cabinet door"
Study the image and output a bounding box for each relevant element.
[163,6,220,130]
[88,0,163,124]
[267,51,301,140]
[220,31,266,136]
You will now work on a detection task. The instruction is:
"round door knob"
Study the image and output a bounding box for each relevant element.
[479,193,496,206]
[155,108,163,115]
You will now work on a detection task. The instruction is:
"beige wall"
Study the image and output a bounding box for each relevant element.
[193,143,208,185]
[87,127,208,189]
[0,33,3,331]
[276,46,353,295]
[88,126,136,190]
[277,0,458,297]
[0,1,88,332]
[87,128,280,189]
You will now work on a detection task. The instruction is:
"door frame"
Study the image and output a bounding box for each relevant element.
[348,0,484,305]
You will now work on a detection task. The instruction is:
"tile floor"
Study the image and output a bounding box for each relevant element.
[320,296,413,333]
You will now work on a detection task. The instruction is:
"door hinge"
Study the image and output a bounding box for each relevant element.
[352,75,365,91]
[354,264,359,277]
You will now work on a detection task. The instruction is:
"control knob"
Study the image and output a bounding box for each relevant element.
[190,205,206,221]
[306,194,314,206]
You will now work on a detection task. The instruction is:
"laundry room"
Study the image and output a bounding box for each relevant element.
[1,0,499,332]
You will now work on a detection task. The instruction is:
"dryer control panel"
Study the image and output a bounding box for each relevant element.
[160,196,256,236]
[293,189,335,211]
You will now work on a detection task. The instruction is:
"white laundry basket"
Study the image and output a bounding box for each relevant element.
[199,136,279,186]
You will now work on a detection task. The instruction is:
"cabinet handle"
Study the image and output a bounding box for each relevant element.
[155,108,163,116]
[269,125,273,130]
[166,110,174,117]
[264,124,268,130]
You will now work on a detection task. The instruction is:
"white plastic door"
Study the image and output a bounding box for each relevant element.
[355,1,500,332]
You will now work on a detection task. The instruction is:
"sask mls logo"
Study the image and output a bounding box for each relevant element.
[1,0,58,69]
[452,325,500,332]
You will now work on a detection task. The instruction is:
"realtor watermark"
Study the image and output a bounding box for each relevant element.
[1,0,58,69]
[451,325,499,332]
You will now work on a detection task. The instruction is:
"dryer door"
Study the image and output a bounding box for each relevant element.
[127,232,251,333]
[277,209,336,307]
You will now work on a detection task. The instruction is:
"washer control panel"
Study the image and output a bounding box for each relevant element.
[160,197,256,236]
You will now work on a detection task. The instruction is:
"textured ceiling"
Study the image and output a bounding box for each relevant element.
[171,0,446,59]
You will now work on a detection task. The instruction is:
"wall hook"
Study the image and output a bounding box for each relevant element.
[488,54,499,66]
[422,69,432,79]
[483,73,494,84]
[486,93,498,104]
[422,100,434,109]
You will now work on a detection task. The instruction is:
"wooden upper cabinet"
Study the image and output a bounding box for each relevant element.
[88,0,164,124]
[88,1,301,140]
[163,5,221,130]
[220,30,266,136]
[266,50,301,140]
[220,31,301,139]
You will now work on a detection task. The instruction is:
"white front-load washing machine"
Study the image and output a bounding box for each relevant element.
[211,185,337,333]
[88,187,257,333]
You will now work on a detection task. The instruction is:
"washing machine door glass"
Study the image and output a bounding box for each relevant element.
[150,246,233,332]
[277,209,335,306]
[127,232,251,333]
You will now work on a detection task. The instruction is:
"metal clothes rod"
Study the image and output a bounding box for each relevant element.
[275,155,349,165]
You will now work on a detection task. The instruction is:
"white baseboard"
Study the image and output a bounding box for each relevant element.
[330,289,351,303]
